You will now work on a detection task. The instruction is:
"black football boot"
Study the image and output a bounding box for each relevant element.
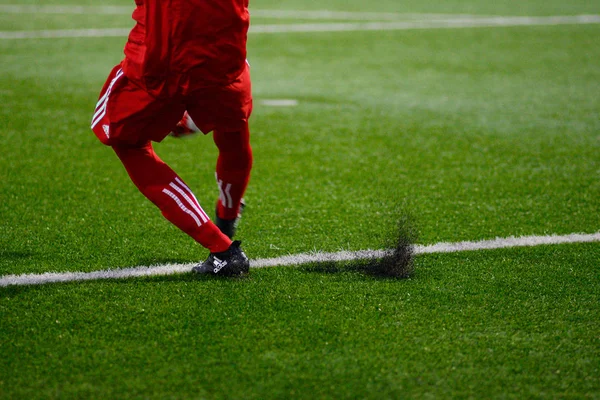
[192,240,249,276]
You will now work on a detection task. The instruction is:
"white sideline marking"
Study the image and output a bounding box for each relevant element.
[0,28,131,39]
[0,5,482,20]
[1,15,600,40]
[250,10,486,21]
[0,5,131,14]
[249,15,600,33]
[259,99,299,107]
[1,232,598,287]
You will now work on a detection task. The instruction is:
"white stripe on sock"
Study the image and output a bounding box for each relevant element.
[169,180,209,224]
[174,178,209,222]
[162,188,201,227]
[224,183,233,209]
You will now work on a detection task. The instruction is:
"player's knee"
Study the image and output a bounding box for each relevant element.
[214,129,252,169]
[112,141,153,159]
[213,129,250,152]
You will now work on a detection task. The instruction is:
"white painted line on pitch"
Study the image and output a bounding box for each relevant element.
[250,10,488,21]
[2,15,600,40]
[0,5,131,14]
[1,232,598,287]
[249,15,600,33]
[0,28,131,39]
[259,99,299,107]
[0,5,485,20]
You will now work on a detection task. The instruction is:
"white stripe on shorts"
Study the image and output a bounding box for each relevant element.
[91,69,124,129]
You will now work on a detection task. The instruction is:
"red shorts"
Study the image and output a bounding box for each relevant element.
[91,62,252,146]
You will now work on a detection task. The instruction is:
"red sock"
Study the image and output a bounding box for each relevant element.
[112,142,231,253]
[214,123,253,220]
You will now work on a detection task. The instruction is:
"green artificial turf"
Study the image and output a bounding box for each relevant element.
[1,0,599,398]
[1,245,599,398]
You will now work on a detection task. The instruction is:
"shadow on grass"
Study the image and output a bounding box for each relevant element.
[299,258,415,280]
[131,272,252,283]
[301,213,416,279]
[0,251,37,261]
[0,270,251,296]
[133,257,194,266]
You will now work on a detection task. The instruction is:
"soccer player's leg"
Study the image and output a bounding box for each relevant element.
[213,124,253,238]
[90,64,232,254]
[113,142,249,275]
[185,63,253,238]
[112,142,232,254]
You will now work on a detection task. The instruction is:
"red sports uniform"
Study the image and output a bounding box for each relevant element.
[91,0,253,255]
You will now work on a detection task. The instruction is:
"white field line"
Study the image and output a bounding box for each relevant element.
[1,15,600,39]
[0,5,131,14]
[251,10,487,21]
[0,5,482,20]
[249,15,600,33]
[259,99,299,107]
[1,232,598,287]
[0,28,131,39]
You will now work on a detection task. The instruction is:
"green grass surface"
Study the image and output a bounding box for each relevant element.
[2,245,599,398]
[1,0,599,398]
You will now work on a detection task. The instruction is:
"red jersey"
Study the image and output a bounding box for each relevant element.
[122,0,249,95]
